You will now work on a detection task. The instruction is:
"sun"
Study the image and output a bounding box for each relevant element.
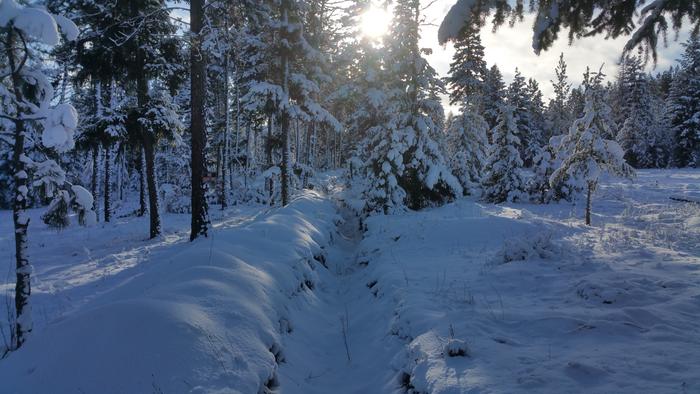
[360,5,390,39]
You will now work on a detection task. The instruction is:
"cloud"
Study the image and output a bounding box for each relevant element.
[419,0,690,103]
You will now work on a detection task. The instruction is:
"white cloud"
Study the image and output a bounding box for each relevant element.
[419,0,689,110]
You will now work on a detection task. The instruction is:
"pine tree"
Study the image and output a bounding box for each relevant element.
[617,51,658,168]
[446,22,487,109]
[445,109,489,194]
[362,0,461,213]
[551,68,634,225]
[190,0,210,240]
[546,53,572,140]
[1,1,79,348]
[666,36,700,168]
[527,78,546,144]
[482,64,506,139]
[482,104,526,203]
[528,144,558,203]
[139,86,184,237]
[506,68,540,167]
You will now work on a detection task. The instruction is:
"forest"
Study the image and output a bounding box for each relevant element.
[1,0,700,393]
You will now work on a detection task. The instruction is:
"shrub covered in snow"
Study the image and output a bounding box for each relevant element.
[493,232,559,264]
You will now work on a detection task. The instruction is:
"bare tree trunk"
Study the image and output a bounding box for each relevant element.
[267,114,274,205]
[281,114,290,206]
[137,147,147,217]
[220,43,230,210]
[190,0,210,240]
[295,119,300,164]
[103,142,111,222]
[585,181,593,226]
[135,36,161,238]
[91,145,100,221]
[310,123,317,168]
[305,123,313,165]
[7,30,31,348]
[143,138,161,238]
[280,2,291,207]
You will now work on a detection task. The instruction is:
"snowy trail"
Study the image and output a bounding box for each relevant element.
[278,198,402,393]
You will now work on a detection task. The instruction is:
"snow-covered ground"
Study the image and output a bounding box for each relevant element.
[0,192,339,393]
[351,168,700,393]
[0,169,699,393]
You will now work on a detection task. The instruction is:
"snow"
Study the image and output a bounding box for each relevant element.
[52,14,79,41]
[0,191,339,393]
[42,104,78,152]
[70,185,93,209]
[349,168,700,392]
[1,169,699,392]
[0,0,59,45]
[438,0,481,44]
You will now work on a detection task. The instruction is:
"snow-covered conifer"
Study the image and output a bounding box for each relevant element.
[666,36,700,167]
[0,0,79,348]
[551,68,635,225]
[445,109,489,194]
[482,104,526,203]
[362,0,461,213]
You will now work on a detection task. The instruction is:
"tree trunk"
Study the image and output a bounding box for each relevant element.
[103,142,111,222]
[91,145,100,221]
[190,0,209,240]
[143,138,161,238]
[281,113,290,206]
[279,1,291,206]
[585,181,593,226]
[221,50,230,210]
[305,123,313,165]
[7,29,31,348]
[137,147,147,217]
[267,114,274,205]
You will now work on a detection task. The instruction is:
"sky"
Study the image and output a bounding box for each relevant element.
[418,0,691,113]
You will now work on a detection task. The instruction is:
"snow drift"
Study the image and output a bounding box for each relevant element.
[0,191,339,394]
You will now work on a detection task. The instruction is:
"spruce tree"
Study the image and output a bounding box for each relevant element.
[482,64,506,139]
[362,0,461,213]
[446,22,487,109]
[666,36,700,168]
[617,51,658,168]
[546,53,572,140]
[506,68,540,167]
[445,109,489,194]
[551,68,634,225]
[482,104,526,203]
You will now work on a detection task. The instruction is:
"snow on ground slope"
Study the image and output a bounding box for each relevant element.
[0,191,339,393]
[0,203,261,340]
[0,169,698,393]
[353,169,700,393]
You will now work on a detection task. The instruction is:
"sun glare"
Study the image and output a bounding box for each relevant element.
[360,6,390,39]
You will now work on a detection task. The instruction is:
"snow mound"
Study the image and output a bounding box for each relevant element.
[0,191,338,394]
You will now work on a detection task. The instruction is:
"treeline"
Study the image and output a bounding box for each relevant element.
[440,24,700,208]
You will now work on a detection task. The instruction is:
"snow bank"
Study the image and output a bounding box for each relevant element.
[0,191,339,394]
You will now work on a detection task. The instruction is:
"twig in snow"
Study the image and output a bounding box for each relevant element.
[340,304,351,362]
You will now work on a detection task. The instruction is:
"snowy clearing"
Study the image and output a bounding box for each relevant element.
[0,169,698,393]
